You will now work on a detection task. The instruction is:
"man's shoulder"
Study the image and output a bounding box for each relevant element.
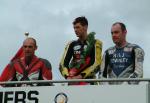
[106,46,115,51]
[127,43,145,59]
[127,43,139,48]
[38,58,52,69]
[39,58,50,63]
[95,39,102,45]
[94,39,102,49]
[65,40,77,48]
[127,43,144,51]
[67,40,77,44]
[104,46,116,54]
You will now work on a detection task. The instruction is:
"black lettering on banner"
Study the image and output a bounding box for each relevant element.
[4,92,13,103]
[0,92,3,103]
[15,91,26,103]
[28,91,39,103]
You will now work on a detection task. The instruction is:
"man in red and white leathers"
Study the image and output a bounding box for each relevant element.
[0,37,52,86]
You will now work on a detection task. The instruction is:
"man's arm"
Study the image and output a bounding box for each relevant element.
[0,63,16,82]
[41,59,52,80]
[129,47,144,78]
[0,63,16,87]
[99,50,109,79]
[80,40,102,78]
[37,59,53,86]
[59,41,73,78]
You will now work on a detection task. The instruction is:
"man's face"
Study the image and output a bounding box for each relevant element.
[111,24,126,45]
[73,23,87,38]
[23,39,37,57]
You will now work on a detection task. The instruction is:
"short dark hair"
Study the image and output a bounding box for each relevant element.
[112,22,126,31]
[73,16,88,26]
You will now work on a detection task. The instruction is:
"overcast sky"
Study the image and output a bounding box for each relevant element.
[0,0,150,80]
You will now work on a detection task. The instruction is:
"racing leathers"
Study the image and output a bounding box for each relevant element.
[0,55,52,86]
[59,36,102,84]
[100,43,144,84]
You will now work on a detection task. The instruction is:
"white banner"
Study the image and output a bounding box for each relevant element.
[0,84,149,103]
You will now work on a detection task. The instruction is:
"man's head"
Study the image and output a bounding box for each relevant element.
[73,16,88,38]
[23,37,37,58]
[111,22,127,47]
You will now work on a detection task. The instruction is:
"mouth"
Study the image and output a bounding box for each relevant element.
[113,36,119,41]
[25,52,31,55]
[75,33,79,37]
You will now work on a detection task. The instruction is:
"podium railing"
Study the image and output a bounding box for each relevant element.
[0,78,150,103]
[0,78,150,85]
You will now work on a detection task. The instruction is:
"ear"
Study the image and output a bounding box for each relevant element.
[35,46,38,50]
[123,30,127,36]
[84,25,88,31]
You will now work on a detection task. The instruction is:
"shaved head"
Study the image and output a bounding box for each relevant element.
[23,37,37,47]
[23,37,37,58]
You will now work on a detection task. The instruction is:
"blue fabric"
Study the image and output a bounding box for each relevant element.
[109,47,133,76]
